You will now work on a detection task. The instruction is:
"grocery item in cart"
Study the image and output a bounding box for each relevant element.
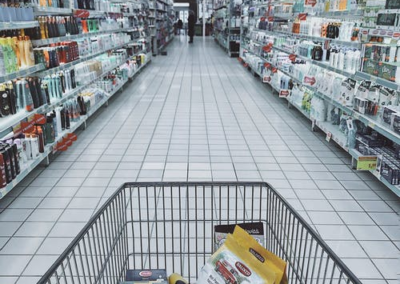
[214,222,264,251]
[233,226,288,284]
[124,269,168,283]
[197,233,276,284]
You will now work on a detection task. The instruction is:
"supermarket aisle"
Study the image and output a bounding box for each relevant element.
[0,36,399,284]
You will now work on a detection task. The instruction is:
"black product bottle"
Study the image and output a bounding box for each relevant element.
[28,78,40,108]
[0,153,7,188]
[65,106,71,129]
[70,69,76,89]
[35,126,45,153]
[0,84,11,117]
[34,77,44,106]
[11,144,20,175]
[6,145,17,179]
[59,71,66,93]
[60,108,66,130]
[312,46,323,61]
[7,82,17,115]
[41,80,50,105]
[45,115,55,144]
[0,146,13,183]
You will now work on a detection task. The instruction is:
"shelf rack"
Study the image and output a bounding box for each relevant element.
[239,0,400,195]
[0,2,152,199]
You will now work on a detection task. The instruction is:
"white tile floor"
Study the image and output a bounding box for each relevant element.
[0,37,399,284]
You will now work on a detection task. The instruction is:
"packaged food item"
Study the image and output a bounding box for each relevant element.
[168,273,188,284]
[233,226,288,284]
[214,222,264,251]
[123,269,168,284]
[197,234,276,284]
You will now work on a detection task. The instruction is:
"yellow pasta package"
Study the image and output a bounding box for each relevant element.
[197,234,276,284]
[233,226,288,284]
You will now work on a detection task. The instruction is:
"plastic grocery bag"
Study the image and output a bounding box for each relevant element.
[233,226,288,284]
[197,234,276,284]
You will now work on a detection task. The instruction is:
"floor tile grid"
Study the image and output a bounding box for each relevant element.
[117,44,193,268]
[218,47,398,281]
[197,47,241,183]
[1,57,165,283]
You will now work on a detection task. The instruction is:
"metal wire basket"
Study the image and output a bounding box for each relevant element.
[38,182,361,284]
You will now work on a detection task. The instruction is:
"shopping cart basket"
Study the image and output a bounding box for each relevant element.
[38,182,361,284]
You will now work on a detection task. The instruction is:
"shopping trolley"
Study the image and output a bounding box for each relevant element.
[38,182,361,284]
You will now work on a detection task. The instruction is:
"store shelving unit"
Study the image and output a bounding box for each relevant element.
[149,0,174,55]
[239,0,400,196]
[214,0,241,57]
[0,1,152,199]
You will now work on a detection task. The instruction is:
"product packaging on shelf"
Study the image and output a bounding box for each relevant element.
[214,222,264,251]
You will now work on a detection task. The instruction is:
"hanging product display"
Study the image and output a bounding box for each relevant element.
[239,0,400,196]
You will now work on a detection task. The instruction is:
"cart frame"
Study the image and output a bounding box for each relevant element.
[38,182,362,284]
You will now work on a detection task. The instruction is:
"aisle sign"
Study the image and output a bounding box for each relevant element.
[356,156,378,171]
[305,0,317,6]
[263,76,271,83]
[326,132,332,142]
[279,90,290,98]
[304,76,316,86]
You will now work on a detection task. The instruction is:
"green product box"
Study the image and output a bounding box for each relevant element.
[362,58,378,76]
[379,62,400,82]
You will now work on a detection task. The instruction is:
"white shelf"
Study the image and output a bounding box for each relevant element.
[33,6,72,15]
[32,27,134,47]
[0,63,45,83]
[0,21,39,30]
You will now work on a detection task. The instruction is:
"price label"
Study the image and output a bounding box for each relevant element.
[264,62,271,69]
[326,132,332,142]
[368,122,375,129]
[279,90,290,98]
[268,16,274,22]
[356,156,378,171]
[263,44,272,53]
[272,67,278,73]
[263,76,271,83]
[289,54,297,62]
